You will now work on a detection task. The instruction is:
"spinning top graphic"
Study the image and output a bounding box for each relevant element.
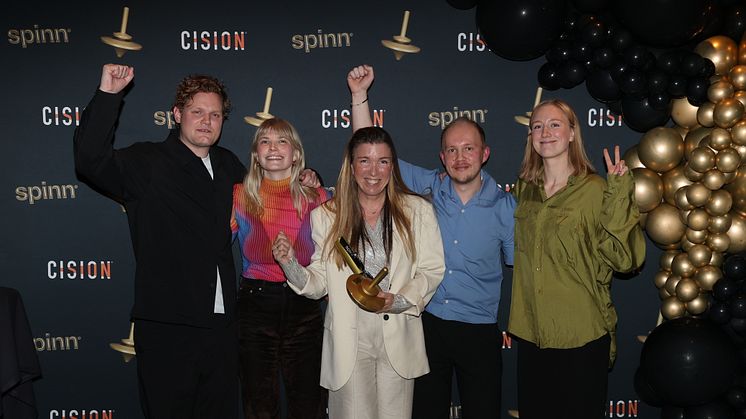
[244,87,275,127]
[109,322,136,363]
[100,7,143,58]
[514,87,544,126]
[381,10,421,61]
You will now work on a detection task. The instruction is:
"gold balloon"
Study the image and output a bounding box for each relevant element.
[674,124,691,140]
[730,65,746,90]
[725,167,746,215]
[623,145,645,170]
[646,203,688,245]
[659,287,672,299]
[707,232,731,252]
[660,250,680,271]
[637,127,685,172]
[671,97,700,129]
[697,102,716,127]
[741,31,746,64]
[703,169,727,190]
[735,91,746,109]
[695,265,723,291]
[665,274,683,295]
[727,214,746,252]
[680,209,691,225]
[714,98,745,128]
[711,251,724,267]
[686,182,712,207]
[732,120,746,146]
[632,168,663,213]
[684,165,705,181]
[661,296,687,320]
[708,80,736,103]
[709,213,733,234]
[684,127,713,159]
[717,148,742,173]
[687,244,713,268]
[672,252,697,277]
[686,294,709,315]
[675,278,700,302]
[662,166,692,205]
[696,35,738,75]
[654,270,670,289]
[705,189,733,216]
[709,127,732,150]
[675,187,695,210]
[681,236,697,251]
[725,170,738,184]
[687,208,710,230]
[688,146,716,173]
[656,242,682,250]
[686,227,708,244]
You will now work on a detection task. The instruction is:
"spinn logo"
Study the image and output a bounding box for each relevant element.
[154,110,178,129]
[428,107,488,129]
[47,260,112,280]
[180,30,246,51]
[49,410,114,419]
[34,333,81,351]
[16,182,78,205]
[587,108,623,127]
[321,109,385,129]
[42,106,82,126]
[291,30,353,53]
[457,32,488,52]
[8,25,71,48]
[607,400,639,417]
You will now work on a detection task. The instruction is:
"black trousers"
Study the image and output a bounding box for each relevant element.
[134,317,239,419]
[516,334,610,419]
[238,278,326,419]
[412,311,503,419]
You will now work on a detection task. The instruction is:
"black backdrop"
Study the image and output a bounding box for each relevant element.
[3,1,661,418]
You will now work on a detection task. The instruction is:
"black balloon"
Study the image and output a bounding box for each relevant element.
[593,47,616,68]
[633,368,663,407]
[657,51,681,74]
[619,69,647,98]
[667,74,688,98]
[446,0,478,9]
[647,69,669,93]
[610,60,630,84]
[572,0,610,13]
[725,4,746,43]
[624,45,652,69]
[559,60,587,88]
[700,58,716,78]
[640,317,739,407]
[728,387,746,409]
[579,20,607,48]
[710,300,732,324]
[684,400,736,419]
[538,62,562,90]
[608,27,633,52]
[476,0,567,61]
[607,100,623,114]
[546,40,572,63]
[681,52,706,77]
[731,294,746,319]
[661,406,686,419]
[586,69,622,103]
[613,0,715,47]
[715,278,740,301]
[687,76,711,106]
[572,42,593,64]
[621,96,670,132]
[725,255,746,281]
[732,318,746,335]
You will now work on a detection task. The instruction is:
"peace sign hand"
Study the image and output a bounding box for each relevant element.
[604,145,628,177]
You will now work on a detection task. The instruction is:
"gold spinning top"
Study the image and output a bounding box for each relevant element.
[244,87,275,127]
[100,7,143,58]
[336,237,388,312]
[109,322,136,363]
[514,87,544,126]
[381,10,421,61]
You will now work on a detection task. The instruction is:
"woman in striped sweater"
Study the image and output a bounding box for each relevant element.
[231,118,330,419]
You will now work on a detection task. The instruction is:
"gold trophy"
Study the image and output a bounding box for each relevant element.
[335,237,388,312]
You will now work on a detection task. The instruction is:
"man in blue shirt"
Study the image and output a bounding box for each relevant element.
[347,65,515,419]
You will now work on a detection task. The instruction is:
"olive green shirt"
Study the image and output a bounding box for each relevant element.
[508,172,645,364]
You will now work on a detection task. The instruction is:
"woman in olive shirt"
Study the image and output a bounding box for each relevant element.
[509,99,645,419]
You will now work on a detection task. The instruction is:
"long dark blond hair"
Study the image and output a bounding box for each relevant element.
[242,118,318,218]
[519,99,596,184]
[323,127,419,269]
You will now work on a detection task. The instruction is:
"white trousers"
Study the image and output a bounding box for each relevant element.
[328,310,414,419]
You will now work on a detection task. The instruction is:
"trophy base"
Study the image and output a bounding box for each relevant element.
[346,274,385,312]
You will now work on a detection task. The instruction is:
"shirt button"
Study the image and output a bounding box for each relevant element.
[536,267,540,271]
[383,314,390,321]
[460,209,465,213]
[448,270,453,274]
[445,300,449,304]
[453,240,458,244]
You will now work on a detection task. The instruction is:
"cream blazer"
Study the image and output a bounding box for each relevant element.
[288,194,445,391]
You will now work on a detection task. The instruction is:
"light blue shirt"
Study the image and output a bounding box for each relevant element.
[399,160,515,324]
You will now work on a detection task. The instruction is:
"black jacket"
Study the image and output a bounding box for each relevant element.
[74,90,245,327]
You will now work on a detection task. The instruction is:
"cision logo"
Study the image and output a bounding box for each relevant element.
[47,260,113,281]
[321,109,385,129]
[587,107,624,128]
[501,331,513,349]
[16,182,78,205]
[48,410,114,419]
[8,25,71,48]
[42,106,82,126]
[291,29,353,53]
[456,32,488,52]
[180,30,247,51]
[606,400,640,418]
[428,107,488,129]
[34,333,82,352]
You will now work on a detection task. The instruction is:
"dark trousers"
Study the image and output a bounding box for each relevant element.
[134,317,239,419]
[517,334,610,419]
[412,311,503,419]
[238,278,326,419]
